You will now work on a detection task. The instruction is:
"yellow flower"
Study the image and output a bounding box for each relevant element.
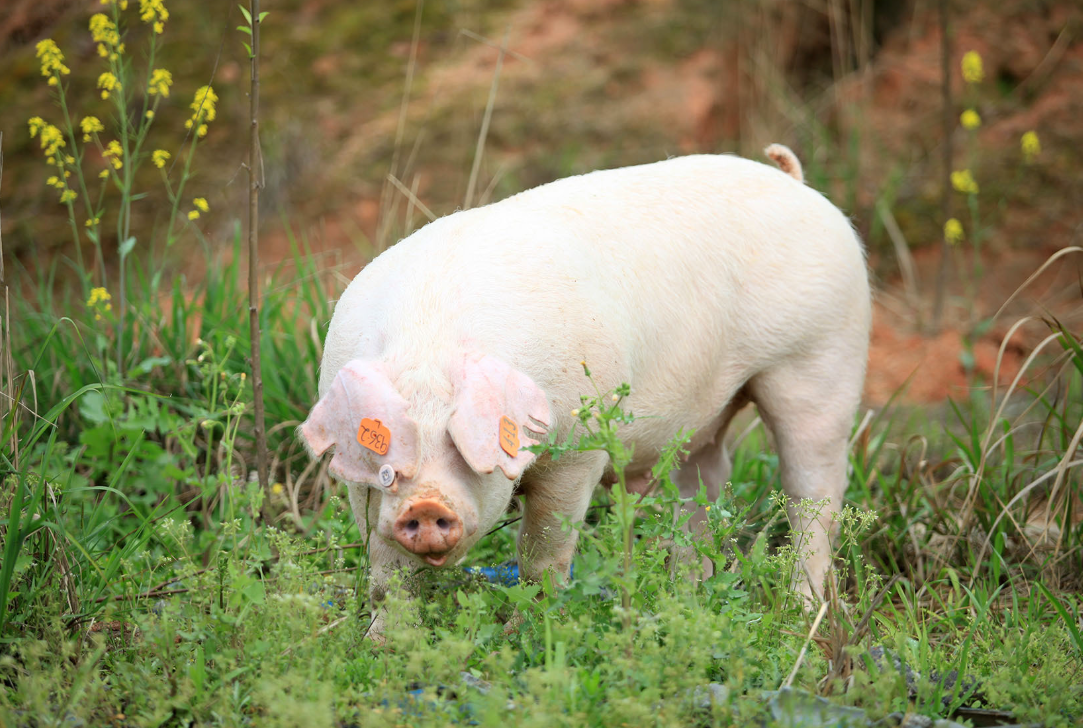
[187,210,200,220]
[148,68,172,97]
[951,169,979,195]
[1021,131,1041,163]
[99,169,110,179]
[97,72,121,100]
[187,85,218,127]
[139,0,169,31]
[271,483,284,495]
[961,51,984,84]
[80,116,105,141]
[102,139,124,170]
[64,155,74,165]
[85,217,101,228]
[154,22,164,34]
[152,149,171,168]
[35,39,70,82]
[87,287,112,306]
[944,218,964,246]
[46,175,59,187]
[193,197,209,213]
[32,122,66,157]
[89,14,121,58]
[145,110,155,119]
[960,109,981,130]
[59,189,77,204]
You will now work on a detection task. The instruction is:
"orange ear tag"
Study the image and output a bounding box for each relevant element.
[357,418,391,456]
[499,415,520,457]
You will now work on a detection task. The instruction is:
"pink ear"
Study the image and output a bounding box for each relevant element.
[448,353,551,480]
[298,360,419,483]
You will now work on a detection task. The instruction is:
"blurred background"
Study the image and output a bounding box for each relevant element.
[1,0,1081,405]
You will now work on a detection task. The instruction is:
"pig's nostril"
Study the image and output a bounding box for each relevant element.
[405,519,419,534]
[436,518,449,530]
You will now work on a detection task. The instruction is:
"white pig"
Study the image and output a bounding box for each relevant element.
[299,145,871,640]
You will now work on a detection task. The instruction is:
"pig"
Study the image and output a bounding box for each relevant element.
[299,145,871,640]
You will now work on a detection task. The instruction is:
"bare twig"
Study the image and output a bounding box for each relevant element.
[247,0,271,512]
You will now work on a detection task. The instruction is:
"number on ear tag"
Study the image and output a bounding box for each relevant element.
[357,418,391,455]
[499,415,520,457]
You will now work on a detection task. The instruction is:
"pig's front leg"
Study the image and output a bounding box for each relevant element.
[505,451,608,634]
[363,534,419,644]
[348,485,418,644]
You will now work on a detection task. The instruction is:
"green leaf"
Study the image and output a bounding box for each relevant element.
[242,42,252,57]
[119,236,136,259]
[237,25,252,35]
[258,11,269,21]
[238,4,252,24]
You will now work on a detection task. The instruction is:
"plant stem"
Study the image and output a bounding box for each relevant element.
[247,0,271,512]
[931,0,953,333]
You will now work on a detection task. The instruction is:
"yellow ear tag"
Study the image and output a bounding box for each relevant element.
[357,418,391,456]
[499,415,520,457]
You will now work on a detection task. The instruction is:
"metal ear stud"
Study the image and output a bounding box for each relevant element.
[378,464,395,488]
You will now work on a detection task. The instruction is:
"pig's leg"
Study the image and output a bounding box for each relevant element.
[502,452,607,635]
[348,485,418,644]
[669,440,729,580]
[748,349,863,602]
[669,392,750,580]
[516,451,608,584]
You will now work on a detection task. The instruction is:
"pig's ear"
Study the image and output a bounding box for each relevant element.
[298,360,419,483]
[448,354,551,480]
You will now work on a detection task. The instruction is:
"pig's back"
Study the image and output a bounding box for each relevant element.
[322,154,869,427]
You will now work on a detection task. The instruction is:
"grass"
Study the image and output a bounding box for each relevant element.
[2,1,1082,726]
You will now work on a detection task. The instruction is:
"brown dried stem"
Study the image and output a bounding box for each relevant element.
[247,0,270,510]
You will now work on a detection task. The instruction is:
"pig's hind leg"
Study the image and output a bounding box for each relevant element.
[747,346,865,603]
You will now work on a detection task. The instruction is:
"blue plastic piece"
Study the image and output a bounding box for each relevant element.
[463,561,574,585]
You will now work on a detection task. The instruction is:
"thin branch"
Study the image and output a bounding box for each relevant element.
[247,0,271,512]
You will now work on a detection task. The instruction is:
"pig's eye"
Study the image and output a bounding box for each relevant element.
[377,464,396,488]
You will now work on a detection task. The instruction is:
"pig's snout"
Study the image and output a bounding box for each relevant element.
[392,499,463,567]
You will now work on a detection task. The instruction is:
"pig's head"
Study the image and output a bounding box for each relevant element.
[299,355,550,568]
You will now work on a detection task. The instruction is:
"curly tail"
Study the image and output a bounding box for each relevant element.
[763,144,804,184]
